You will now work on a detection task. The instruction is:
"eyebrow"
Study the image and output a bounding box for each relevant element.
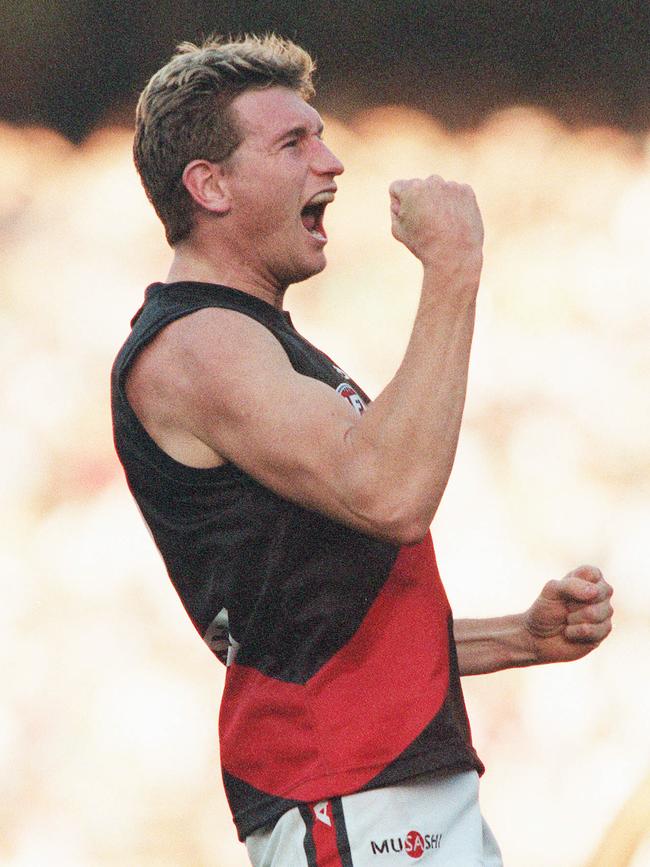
[272,122,325,146]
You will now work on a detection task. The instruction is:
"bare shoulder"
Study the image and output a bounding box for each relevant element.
[124,307,293,467]
[127,307,289,400]
[166,305,293,374]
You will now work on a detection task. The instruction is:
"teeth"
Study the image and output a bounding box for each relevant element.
[306,191,335,206]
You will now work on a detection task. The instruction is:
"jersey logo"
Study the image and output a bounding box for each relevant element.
[336,382,365,415]
[313,801,332,827]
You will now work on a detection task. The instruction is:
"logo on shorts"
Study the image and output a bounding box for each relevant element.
[405,831,425,859]
[370,830,442,859]
[336,382,365,415]
[313,802,332,827]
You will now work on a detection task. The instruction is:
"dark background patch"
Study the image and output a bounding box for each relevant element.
[3,1,649,141]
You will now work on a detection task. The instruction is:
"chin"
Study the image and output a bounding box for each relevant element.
[282,253,328,286]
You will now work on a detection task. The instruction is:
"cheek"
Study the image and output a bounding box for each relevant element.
[241,190,299,233]
[230,178,306,247]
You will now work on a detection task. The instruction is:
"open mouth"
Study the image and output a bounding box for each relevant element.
[300,191,335,243]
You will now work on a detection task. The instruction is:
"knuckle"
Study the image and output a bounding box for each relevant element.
[596,619,613,640]
[595,605,609,623]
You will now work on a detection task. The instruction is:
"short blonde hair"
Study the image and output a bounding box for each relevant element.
[134,34,316,246]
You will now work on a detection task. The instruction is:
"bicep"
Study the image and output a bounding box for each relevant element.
[173,309,376,528]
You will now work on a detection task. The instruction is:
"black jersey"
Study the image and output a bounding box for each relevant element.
[111,281,483,841]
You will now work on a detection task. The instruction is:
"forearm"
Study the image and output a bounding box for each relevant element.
[346,264,479,540]
[453,614,538,676]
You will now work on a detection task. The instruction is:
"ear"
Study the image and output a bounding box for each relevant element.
[182,159,231,215]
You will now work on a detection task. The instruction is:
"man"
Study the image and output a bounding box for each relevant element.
[112,35,613,865]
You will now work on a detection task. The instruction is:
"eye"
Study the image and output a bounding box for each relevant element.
[282,138,299,149]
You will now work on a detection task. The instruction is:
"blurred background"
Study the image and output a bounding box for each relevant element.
[1,3,649,866]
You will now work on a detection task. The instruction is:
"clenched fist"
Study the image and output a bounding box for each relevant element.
[389,175,484,275]
[524,564,614,664]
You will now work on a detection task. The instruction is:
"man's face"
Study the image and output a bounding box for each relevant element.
[222,86,344,288]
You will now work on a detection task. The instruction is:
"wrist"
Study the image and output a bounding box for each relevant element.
[511,611,541,667]
[420,256,482,302]
[420,247,483,276]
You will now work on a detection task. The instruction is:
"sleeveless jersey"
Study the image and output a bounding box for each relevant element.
[111,281,484,841]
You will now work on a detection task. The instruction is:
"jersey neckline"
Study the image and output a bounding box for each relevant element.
[144,281,294,327]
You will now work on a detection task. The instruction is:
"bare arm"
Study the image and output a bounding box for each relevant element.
[347,176,483,540]
[454,565,614,676]
[127,176,483,544]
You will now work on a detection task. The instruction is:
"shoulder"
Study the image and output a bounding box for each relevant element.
[123,305,298,467]
[170,306,291,365]
[131,306,290,391]
[125,304,306,445]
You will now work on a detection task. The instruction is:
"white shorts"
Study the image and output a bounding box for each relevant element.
[245,770,503,866]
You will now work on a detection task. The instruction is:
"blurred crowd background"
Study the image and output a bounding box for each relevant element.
[1,3,649,866]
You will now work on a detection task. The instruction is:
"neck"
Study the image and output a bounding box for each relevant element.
[166,238,286,310]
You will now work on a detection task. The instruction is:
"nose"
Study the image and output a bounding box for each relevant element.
[313,139,344,176]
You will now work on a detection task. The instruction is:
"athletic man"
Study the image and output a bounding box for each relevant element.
[111,35,614,865]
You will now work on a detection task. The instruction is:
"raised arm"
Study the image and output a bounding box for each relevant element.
[349,175,483,540]
[454,565,614,676]
[126,176,483,544]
